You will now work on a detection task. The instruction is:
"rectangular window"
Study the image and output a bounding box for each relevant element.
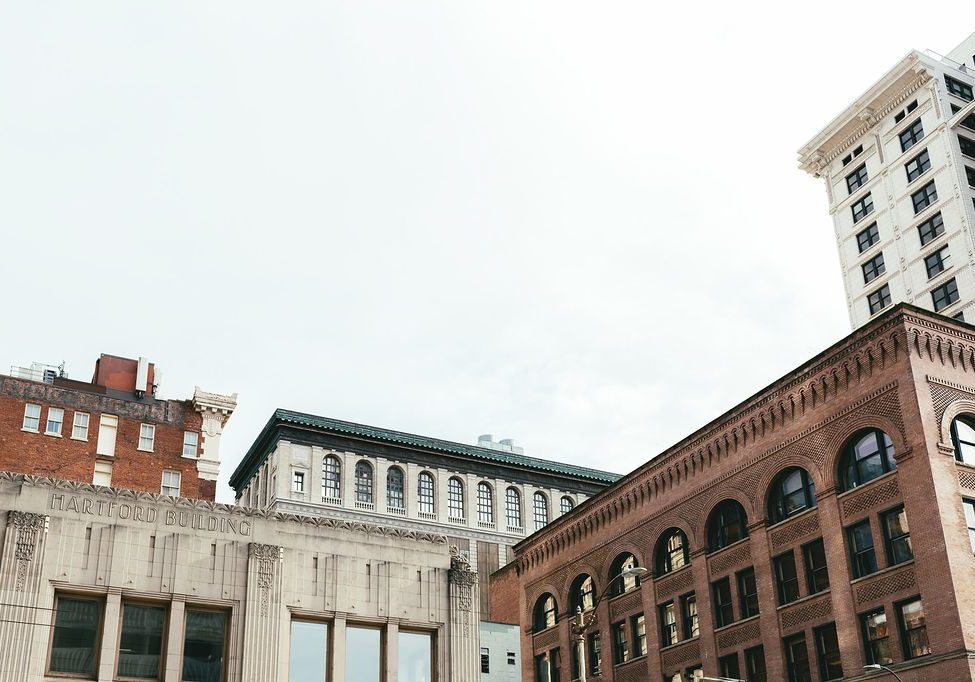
[737,567,760,618]
[862,253,885,284]
[292,471,305,493]
[183,431,199,457]
[631,614,646,657]
[399,631,432,682]
[48,595,101,676]
[842,145,863,166]
[681,593,699,639]
[72,412,90,440]
[900,119,924,152]
[481,647,490,673]
[925,246,950,279]
[960,135,975,158]
[290,620,329,682]
[815,623,843,681]
[881,506,913,566]
[846,163,868,194]
[774,551,800,605]
[686,665,703,681]
[96,415,118,456]
[139,423,155,452]
[784,633,811,682]
[862,609,892,665]
[868,284,892,316]
[856,222,880,253]
[847,521,878,578]
[22,403,41,431]
[851,193,874,223]
[905,149,931,182]
[911,180,938,214]
[946,75,974,101]
[162,470,181,497]
[659,601,677,647]
[918,212,945,246]
[963,112,975,131]
[745,645,767,682]
[932,278,960,312]
[587,631,601,676]
[898,598,931,659]
[967,167,975,188]
[612,621,629,664]
[508,651,516,666]
[45,407,64,435]
[118,602,166,679]
[93,460,113,487]
[964,499,975,554]
[803,539,830,594]
[720,653,741,680]
[347,627,381,682]
[712,577,734,627]
[183,610,227,682]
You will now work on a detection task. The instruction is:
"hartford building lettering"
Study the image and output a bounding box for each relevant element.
[49,493,252,536]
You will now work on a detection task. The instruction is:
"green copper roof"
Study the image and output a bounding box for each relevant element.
[229,408,622,492]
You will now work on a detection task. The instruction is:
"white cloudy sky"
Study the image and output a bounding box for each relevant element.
[1,3,970,501]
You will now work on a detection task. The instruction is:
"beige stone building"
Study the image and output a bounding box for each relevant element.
[0,471,480,681]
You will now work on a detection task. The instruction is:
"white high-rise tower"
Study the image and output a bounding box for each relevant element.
[800,32,975,328]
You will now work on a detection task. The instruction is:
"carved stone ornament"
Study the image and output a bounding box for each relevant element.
[10,511,46,592]
[448,546,478,614]
[249,543,280,616]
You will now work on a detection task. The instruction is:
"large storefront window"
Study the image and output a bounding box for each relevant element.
[118,603,166,679]
[289,621,329,682]
[49,596,101,676]
[182,610,227,682]
[399,631,432,682]
[347,627,381,681]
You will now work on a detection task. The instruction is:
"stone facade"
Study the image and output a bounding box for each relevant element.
[503,304,975,681]
[0,472,480,681]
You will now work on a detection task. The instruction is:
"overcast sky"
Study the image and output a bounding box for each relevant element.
[1,3,971,502]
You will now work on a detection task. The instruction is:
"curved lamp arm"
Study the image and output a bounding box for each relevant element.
[863,664,905,682]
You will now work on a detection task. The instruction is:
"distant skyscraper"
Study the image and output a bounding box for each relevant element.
[800,31,975,328]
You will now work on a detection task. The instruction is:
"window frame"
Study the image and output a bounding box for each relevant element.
[814,623,843,681]
[737,567,760,619]
[116,599,169,682]
[897,597,931,660]
[847,520,878,579]
[181,606,229,682]
[138,423,156,452]
[861,608,893,666]
[932,277,960,312]
[477,482,494,523]
[658,601,677,647]
[905,148,931,182]
[963,498,975,555]
[802,538,830,595]
[45,407,64,436]
[856,222,880,253]
[851,193,875,224]
[839,428,897,492]
[845,163,868,194]
[656,528,689,575]
[182,431,199,458]
[768,467,817,524]
[745,645,767,682]
[162,470,182,497]
[911,180,938,214]
[609,553,641,597]
[917,212,944,247]
[571,574,596,613]
[417,471,436,515]
[925,245,950,279]
[899,119,924,152]
[773,550,800,606]
[783,632,811,682]
[707,499,748,552]
[861,253,886,284]
[951,415,975,465]
[386,466,405,509]
[946,75,974,101]
[46,593,105,679]
[291,470,305,494]
[533,492,549,531]
[712,577,734,628]
[881,505,913,566]
[72,412,90,441]
[354,460,374,504]
[631,614,647,658]
[23,403,41,431]
[322,455,342,501]
[611,620,629,665]
[680,592,699,640]
[868,284,892,316]
[505,487,522,528]
[534,594,558,632]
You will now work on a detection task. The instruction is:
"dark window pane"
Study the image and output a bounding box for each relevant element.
[882,506,913,565]
[631,614,647,657]
[681,593,699,640]
[49,597,100,675]
[862,609,892,665]
[745,646,767,682]
[925,246,950,279]
[612,621,629,664]
[815,624,843,681]
[183,611,227,682]
[852,194,875,223]
[900,120,924,152]
[720,653,741,680]
[868,285,891,316]
[946,75,974,101]
[659,602,677,647]
[847,521,878,578]
[712,578,734,627]
[862,253,886,284]
[856,223,880,253]
[932,278,960,312]
[918,212,945,247]
[905,149,931,182]
[911,181,938,214]
[118,603,166,679]
[961,136,975,158]
[846,164,868,194]
[738,568,760,618]
[803,539,830,594]
[774,552,800,605]
[841,429,897,491]
[708,500,748,551]
[785,634,811,682]
[899,599,930,659]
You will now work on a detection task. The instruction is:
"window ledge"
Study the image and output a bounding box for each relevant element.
[70,436,88,442]
[837,469,898,500]
[849,560,914,586]
[21,427,39,434]
[706,536,750,560]
[776,589,831,611]
[713,613,761,633]
[182,453,198,459]
[43,432,63,438]
[659,635,699,652]
[137,447,154,453]
[767,504,819,531]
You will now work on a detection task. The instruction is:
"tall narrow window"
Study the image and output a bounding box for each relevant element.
[355,461,374,504]
[707,499,748,551]
[609,553,641,596]
[72,412,90,440]
[505,487,522,528]
[48,596,101,676]
[737,568,760,618]
[448,477,465,519]
[612,621,629,664]
[774,551,800,605]
[399,631,432,682]
[183,610,227,682]
[387,467,405,509]
[346,627,381,682]
[898,598,930,659]
[784,633,811,682]
[93,460,113,487]
[533,492,549,531]
[45,407,64,435]
[802,539,830,594]
[712,577,734,627]
[631,614,647,657]
[182,431,199,457]
[22,403,41,431]
[587,632,602,675]
[162,470,181,497]
[881,506,913,565]
[571,575,596,613]
[139,424,155,452]
[656,528,689,575]
[118,603,166,679]
[560,496,574,514]
[815,623,843,681]
[720,654,741,681]
[534,594,558,631]
[745,646,767,682]
[322,456,341,501]
[292,471,305,494]
[659,601,677,647]
[862,609,892,665]
[847,521,878,578]
[417,472,435,515]
[964,499,975,553]
[477,483,494,523]
[681,593,699,639]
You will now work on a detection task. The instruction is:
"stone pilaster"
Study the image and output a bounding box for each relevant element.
[0,511,47,682]
[192,388,237,482]
[447,547,480,682]
[241,543,282,682]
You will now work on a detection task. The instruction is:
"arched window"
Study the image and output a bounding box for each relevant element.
[768,467,816,524]
[656,528,689,575]
[839,429,896,492]
[417,472,435,515]
[533,594,558,631]
[570,574,596,613]
[322,456,341,501]
[609,553,641,596]
[355,461,373,503]
[951,415,975,465]
[533,492,549,531]
[448,477,465,519]
[506,487,523,528]
[707,500,749,552]
[477,482,494,524]
[386,467,405,510]
[560,496,575,514]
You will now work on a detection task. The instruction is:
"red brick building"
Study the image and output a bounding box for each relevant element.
[0,354,236,501]
[494,304,975,681]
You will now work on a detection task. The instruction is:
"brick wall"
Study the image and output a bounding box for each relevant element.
[489,562,521,625]
[0,376,212,500]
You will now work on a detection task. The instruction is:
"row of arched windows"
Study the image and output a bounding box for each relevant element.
[315,455,574,526]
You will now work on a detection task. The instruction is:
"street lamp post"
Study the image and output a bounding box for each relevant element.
[863,664,905,682]
[570,566,648,682]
